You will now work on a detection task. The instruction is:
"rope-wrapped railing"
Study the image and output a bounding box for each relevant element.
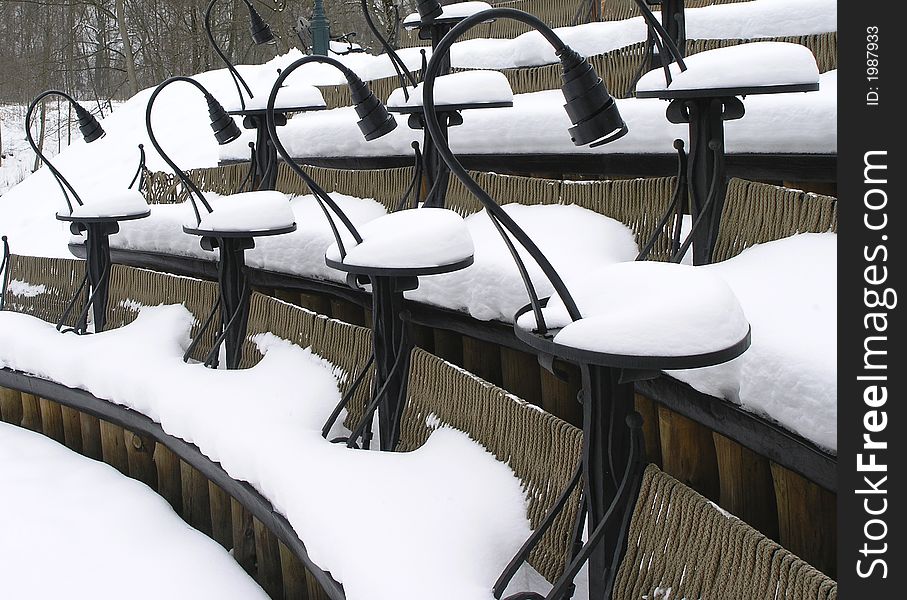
[602,0,749,22]
[397,348,584,584]
[614,464,837,600]
[1,255,86,327]
[712,178,837,263]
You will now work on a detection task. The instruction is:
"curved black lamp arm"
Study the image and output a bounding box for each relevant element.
[145,76,223,226]
[359,0,417,99]
[635,139,687,261]
[266,55,374,255]
[205,0,257,111]
[422,9,586,330]
[632,0,687,73]
[0,236,10,311]
[128,144,147,191]
[25,90,88,213]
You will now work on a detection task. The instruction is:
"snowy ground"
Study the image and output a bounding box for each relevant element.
[0,305,562,599]
[0,421,267,599]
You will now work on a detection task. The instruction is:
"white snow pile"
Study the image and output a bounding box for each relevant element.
[221,81,327,113]
[67,189,150,219]
[516,261,750,358]
[326,207,474,270]
[411,203,639,321]
[251,69,837,160]
[669,233,837,452]
[450,0,836,69]
[0,421,267,599]
[388,70,514,109]
[192,190,296,233]
[0,305,544,600]
[404,1,493,27]
[636,42,820,94]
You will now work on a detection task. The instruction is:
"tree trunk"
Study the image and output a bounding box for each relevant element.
[115,0,139,96]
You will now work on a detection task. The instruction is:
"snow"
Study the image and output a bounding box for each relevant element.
[325,207,474,270]
[668,233,837,452]
[636,42,820,94]
[387,70,513,108]
[106,192,387,283]
[245,70,837,161]
[404,1,493,26]
[0,421,267,599]
[450,0,836,69]
[0,305,542,600]
[6,279,47,298]
[67,188,150,219]
[516,261,749,358]
[221,81,327,112]
[410,203,639,321]
[191,190,295,233]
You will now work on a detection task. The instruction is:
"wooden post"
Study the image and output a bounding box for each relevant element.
[180,459,212,536]
[500,347,543,407]
[539,363,582,428]
[305,570,332,600]
[462,335,503,387]
[60,406,83,453]
[432,329,463,366]
[771,463,837,577]
[125,429,157,488]
[79,413,103,460]
[657,405,720,502]
[20,392,42,432]
[712,433,778,539]
[208,481,234,550]
[39,397,66,443]
[0,387,23,426]
[153,443,182,511]
[634,393,662,468]
[100,420,129,475]
[279,541,310,600]
[253,517,284,598]
[409,323,435,353]
[231,499,257,576]
[330,298,366,327]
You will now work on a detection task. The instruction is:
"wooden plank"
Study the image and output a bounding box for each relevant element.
[231,498,257,576]
[713,432,778,539]
[330,298,366,327]
[657,405,720,502]
[20,392,42,432]
[432,328,463,366]
[208,481,234,550]
[99,420,129,475]
[634,393,662,468]
[500,346,542,407]
[273,288,301,306]
[462,335,503,387]
[539,363,582,428]
[180,459,212,536]
[298,292,332,316]
[409,323,436,353]
[60,405,83,453]
[253,517,284,598]
[279,541,310,600]
[39,397,66,443]
[305,569,332,600]
[771,462,837,577]
[79,412,103,460]
[0,386,23,426]
[125,429,158,488]
[153,442,182,511]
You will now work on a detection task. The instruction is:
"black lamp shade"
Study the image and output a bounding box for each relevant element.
[347,75,397,141]
[73,104,105,143]
[248,5,276,45]
[417,0,443,20]
[558,47,628,147]
[205,94,242,144]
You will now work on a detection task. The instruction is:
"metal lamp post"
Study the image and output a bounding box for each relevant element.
[145,76,297,369]
[266,55,458,453]
[420,9,750,599]
[310,0,331,55]
[25,90,151,334]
